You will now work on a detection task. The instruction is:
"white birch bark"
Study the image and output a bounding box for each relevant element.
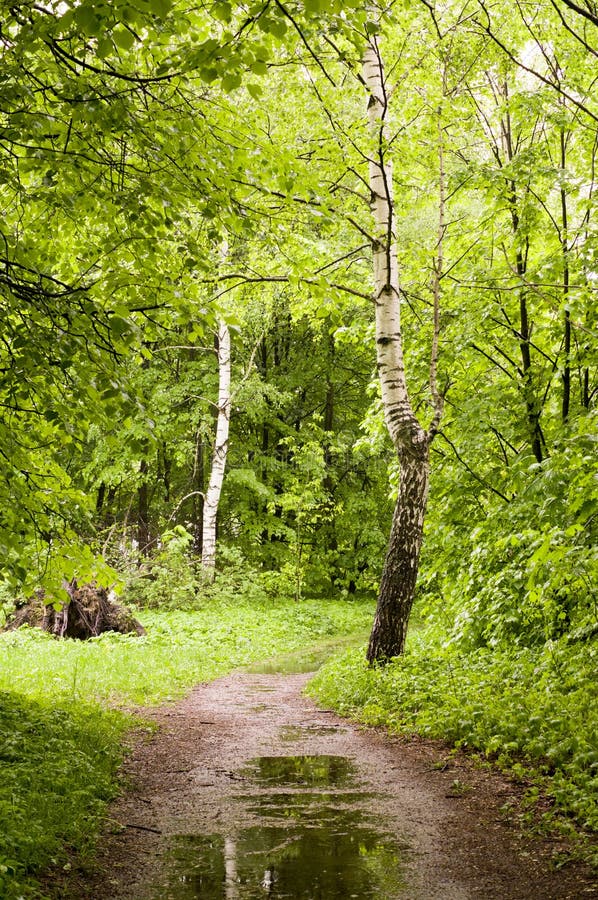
[363,39,428,453]
[201,319,231,579]
[363,35,443,661]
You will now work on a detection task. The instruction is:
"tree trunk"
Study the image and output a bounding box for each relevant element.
[362,36,442,662]
[137,455,151,556]
[367,444,430,661]
[560,127,571,422]
[192,423,205,555]
[201,320,231,579]
[501,88,546,462]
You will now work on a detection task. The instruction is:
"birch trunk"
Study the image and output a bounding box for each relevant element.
[363,37,440,662]
[367,446,430,660]
[201,320,231,579]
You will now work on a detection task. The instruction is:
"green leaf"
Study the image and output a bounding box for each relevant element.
[247,83,263,100]
[112,26,136,51]
[200,67,219,84]
[96,37,114,59]
[73,6,101,35]
[221,73,242,92]
[250,60,268,76]
[212,2,232,23]
[149,0,173,18]
[269,17,288,39]
[109,315,131,337]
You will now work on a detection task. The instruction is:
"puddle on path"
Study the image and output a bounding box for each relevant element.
[237,791,379,822]
[240,754,356,787]
[157,824,406,899]
[244,648,332,674]
[151,754,409,899]
[244,632,370,675]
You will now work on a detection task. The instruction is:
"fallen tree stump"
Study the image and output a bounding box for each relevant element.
[4,582,145,639]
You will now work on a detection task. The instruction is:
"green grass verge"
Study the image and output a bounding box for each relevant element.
[0,597,373,898]
[0,694,128,900]
[307,628,598,858]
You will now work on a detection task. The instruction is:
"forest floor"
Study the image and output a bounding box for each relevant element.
[53,671,596,900]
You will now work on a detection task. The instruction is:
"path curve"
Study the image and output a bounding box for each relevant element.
[65,672,595,899]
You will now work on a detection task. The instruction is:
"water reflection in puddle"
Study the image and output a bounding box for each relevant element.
[240,754,355,787]
[152,755,408,899]
[244,649,330,674]
[238,791,379,823]
[159,825,405,899]
[243,632,370,675]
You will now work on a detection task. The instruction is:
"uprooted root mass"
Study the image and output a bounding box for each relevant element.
[4,582,145,639]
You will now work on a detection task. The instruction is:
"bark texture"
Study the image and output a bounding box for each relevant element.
[201,320,231,579]
[363,36,442,662]
[367,446,430,662]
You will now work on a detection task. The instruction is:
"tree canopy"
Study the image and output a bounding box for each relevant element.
[1,0,595,651]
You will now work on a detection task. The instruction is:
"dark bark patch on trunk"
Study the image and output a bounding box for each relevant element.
[367,443,430,663]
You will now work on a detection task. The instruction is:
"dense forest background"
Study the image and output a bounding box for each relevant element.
[0,0,597,891]
[1,0,595,640]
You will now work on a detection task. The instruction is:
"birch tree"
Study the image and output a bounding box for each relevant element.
[201,319,232,579]
[363,34,445,662]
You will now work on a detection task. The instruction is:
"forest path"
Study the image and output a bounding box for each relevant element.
[67,671,594,900]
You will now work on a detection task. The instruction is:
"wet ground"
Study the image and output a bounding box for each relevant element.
[62,670,597,900]
[153,751,408,899]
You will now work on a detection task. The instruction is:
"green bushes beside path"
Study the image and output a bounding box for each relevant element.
[308,628,598,861]
[0,597,373,899]
[0,694,127,900]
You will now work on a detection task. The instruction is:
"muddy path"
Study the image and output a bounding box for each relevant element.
[65,671,596,900]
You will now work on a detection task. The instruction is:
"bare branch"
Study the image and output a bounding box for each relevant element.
[429,110,446,439]
[438,431,511,503]
[474,0,598,123]
[273,0,337,85]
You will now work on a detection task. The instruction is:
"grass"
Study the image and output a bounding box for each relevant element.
[0,596,374,899]
[307,625,598,864]
[0,694,128,900]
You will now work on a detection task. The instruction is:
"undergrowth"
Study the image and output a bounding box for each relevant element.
[0,597,373,705]
[0,596,373,898]
[0,693,128,900]
[307,628,598,862]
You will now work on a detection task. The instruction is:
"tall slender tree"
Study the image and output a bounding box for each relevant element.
[363,34,445,661]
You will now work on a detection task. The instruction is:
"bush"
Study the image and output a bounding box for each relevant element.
[0,692,127,900]
[420,412,598,648]
[308,628,598,841]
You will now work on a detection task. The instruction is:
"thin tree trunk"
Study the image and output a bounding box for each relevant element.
[560,126,571,422]
[96,482,106,515]
[363,36,443,662]
[323,331,335,497]
[137,455,151,557]
[367,446,430,660]
[192,422,205,555]
[201,320,231,579]
[501,86,546,461]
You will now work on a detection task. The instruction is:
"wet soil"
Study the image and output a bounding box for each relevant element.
[62,672,596,899]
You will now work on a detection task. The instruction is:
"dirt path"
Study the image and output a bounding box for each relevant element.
[65,672,596,900]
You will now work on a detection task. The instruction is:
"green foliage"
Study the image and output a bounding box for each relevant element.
[123,526,201,609]
[421,412,598,648]
[0,599,374,707]
[308,630,598,847]
[0,596,372,897]
[0,692,128,900]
